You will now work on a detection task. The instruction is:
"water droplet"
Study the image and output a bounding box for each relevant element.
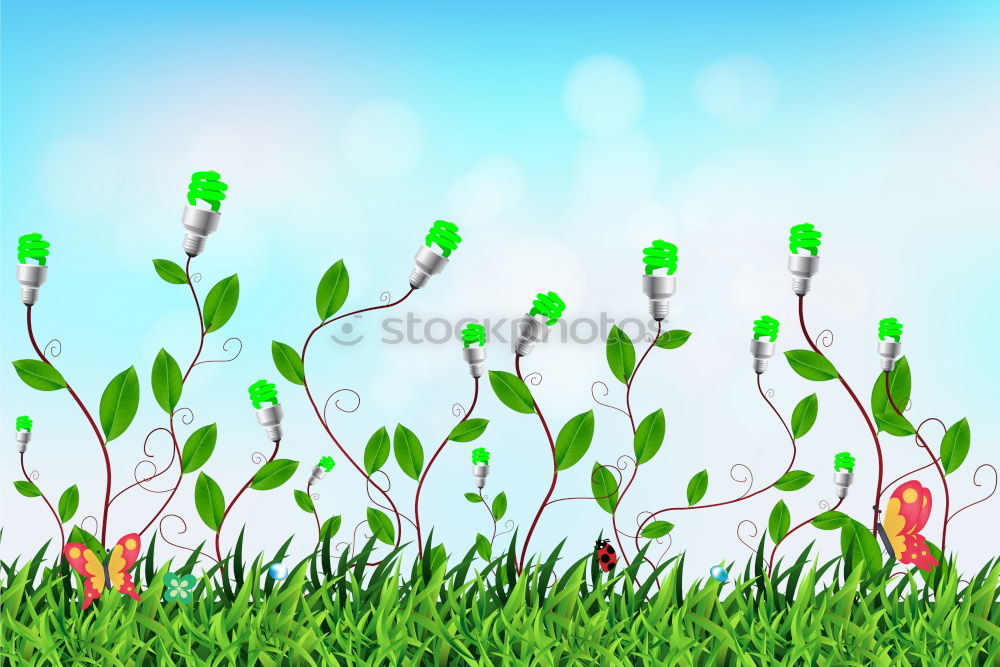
[710,565,728,582]
[268,562,288,581]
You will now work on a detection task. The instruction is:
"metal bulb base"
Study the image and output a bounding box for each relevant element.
[409,245,448,289]
[833,471,854,499]
[514,313,548,357]
[463,346,486,378]
[473,464,490,489]
[255,404,284,442]
[878,340,901,372]
[181,205,221,257]
[750,339,775,374]
[15,431,30,453]
[16,264,48,306]
[788,254,820,296]
[308,467,327,486]
[642,274,675,322]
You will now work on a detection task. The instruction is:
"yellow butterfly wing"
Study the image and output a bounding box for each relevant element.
[107,544,126,589]
[882,497,907,559]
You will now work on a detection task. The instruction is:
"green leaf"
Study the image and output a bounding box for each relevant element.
[152,259,188,285]
[315,260,350,321]
[464,493,481,503]
[641,521,675,539]
[591,462,619,514]
[293,489,315,513]
[194,472,225,532]
[784,350,839,381]
[768,500,790,543]
[99,366,140,442]
[393,424,424,481]
[475,533,491,561]
[202,274,240,334]
[633,409,666,465]
[271,341,305,386]
[488,370,535,414]
[871,356,915,436]
[320,515,342,540]
[363,427,391,475]
[811,510,851,530]
[13,480,41,498]
[655,330,692,350]
[686,469,708,506]
[555,410,595,471]
[151,348,183,414]
[492,492,507,521]
[250,459,300,491]
[57,485,79,523]
[181,423,217,474]
[790,393,818,439]
[68,525,105,559]
[448,418,489,443]
[606,325,636,384]
[11,359,66,391]
[840,519,882,577]
[940,417,971,475]
[367,507,395,545]
[774,470,815,492]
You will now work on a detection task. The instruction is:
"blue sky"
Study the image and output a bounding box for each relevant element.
[3,1,998,573]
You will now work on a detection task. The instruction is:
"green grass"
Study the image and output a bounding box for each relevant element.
[2,532,999,665]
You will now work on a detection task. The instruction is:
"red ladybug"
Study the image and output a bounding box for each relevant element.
[595,539,617,573]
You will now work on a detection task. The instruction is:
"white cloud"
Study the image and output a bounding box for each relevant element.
[341,98,425,179]
[692,55,778,127]
[563,54,644,135]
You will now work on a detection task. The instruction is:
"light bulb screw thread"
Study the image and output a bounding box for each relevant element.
[463,346,486,378]
[409,245,449,289]
[750,339,776,374]
[181,205,221,257]
[16,264,48,306]
[15,431,31,453]
[255,404,284,442]
[473,464,490,489]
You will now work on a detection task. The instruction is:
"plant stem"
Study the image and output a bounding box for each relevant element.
[516,354,558,573]
[480,488,498,546]
[414,377,480,558]
[769,497,844,573]
[300,289,414,557]
[26,305,111,546]
[883,372,950,555]
[137,415,182,536]
[797,295,884,536]
[182,255,206,383]
[613,321,661,568]
[307,481,322,548]
[20,453,65,553]
[215,440,280,566]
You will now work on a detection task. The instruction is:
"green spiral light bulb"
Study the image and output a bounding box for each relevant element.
[750,315,780,374]
[16,233,51,305]
[641,241,678,321]
[461,323,486,348]
[15,416,32,453]
[410,220,462,288]
[529,292,566,326]
[318,456,335,472]
[309,455,336,484]
[17,234,49,266]
[472,447,491,488]
[787,223,822,296]
[833,451,856,499]
[249,379,284,442]
[752,315,779,342]
[877,317,904,371]
[181,170,228,257]
[471,448,491,465]
[642,240,678,276]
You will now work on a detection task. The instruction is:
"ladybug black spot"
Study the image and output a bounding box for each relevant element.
[607,561,616,569]
[601,555,610,563]
[606,545,615,554]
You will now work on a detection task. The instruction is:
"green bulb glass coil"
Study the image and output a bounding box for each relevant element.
[789,223,821,256]
[878,317,902,342]
[642,240,678,276]
[248,379,279,409]
[471,447,490,465]
[461,322,486,348]
[425,220,461,258]
[834,452,856,473]
[317,456,335,472]
[187,171,228,212]
[16,416,32,432]
[17,233,50,265]
[753,315,779,342]
[529,292,566,326]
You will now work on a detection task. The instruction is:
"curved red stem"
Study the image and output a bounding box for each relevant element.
[20,453,65,554]
[215,440,280,566]
[415,377,480,557]
[798,295,884,536]
[516,353,558,573]
[769,497,844,573]
[307,481,322,548]
[182,255,206,383]
[480,488,498,546]
[26,305,111,546]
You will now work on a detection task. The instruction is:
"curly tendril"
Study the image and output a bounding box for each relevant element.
[173,407,195,426]
[28,469,40,481]
[730,464,755,499]
[642,240,678,275]
[322,388,361,424]
[590,381,630,419]
[187,170,228,212]
[523,372,543,386]
[250,451,269,465]
[451,402,466,418]
[814,329,834,349]
[425,220,461,257]
[44,339,63,358]
[948,464,997,524]
[158,514,218,563]
[189,272,203,283]
[529,292,566,325]
[80,515,99,535]
[191,337,243,369]
[736,520,760,555]
[789,223,821,256]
